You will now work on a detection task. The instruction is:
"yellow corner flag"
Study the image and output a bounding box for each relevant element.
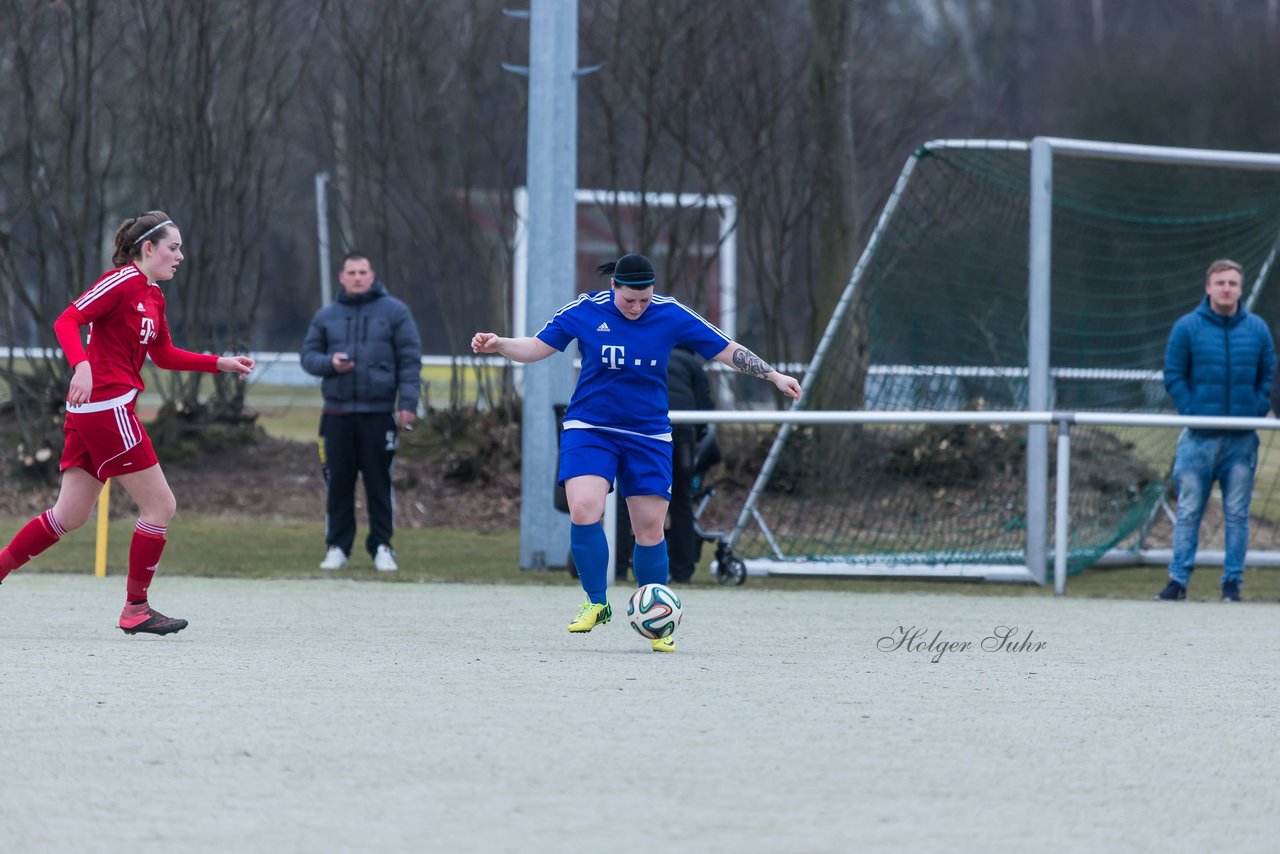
[95,478,110,578]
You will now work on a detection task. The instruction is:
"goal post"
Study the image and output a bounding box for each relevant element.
[728,137,1280,583]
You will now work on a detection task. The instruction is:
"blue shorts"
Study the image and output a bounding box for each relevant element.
[558,428,672,500]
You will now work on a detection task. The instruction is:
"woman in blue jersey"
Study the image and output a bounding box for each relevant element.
[472,253,800,652]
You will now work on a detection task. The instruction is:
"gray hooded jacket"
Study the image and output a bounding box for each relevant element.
[300,281,422,414]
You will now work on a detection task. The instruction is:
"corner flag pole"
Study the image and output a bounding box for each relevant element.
[95,479,110,578]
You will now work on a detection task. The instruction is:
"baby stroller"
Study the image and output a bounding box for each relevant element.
[690,426,749,586]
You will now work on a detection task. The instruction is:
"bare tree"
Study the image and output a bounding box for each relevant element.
[304,1,526,411]
[809,0,862,400]
[120,0,320,442]
[0,0,126,477]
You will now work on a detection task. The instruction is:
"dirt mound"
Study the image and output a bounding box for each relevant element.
[0,419,519,531]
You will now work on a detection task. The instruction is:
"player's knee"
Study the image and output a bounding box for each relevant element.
[142,495,177,526]
[568,502,604,526]
[52,506,92,532]
[632,525,664,547]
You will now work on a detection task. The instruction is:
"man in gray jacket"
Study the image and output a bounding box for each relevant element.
[301,252,422,571]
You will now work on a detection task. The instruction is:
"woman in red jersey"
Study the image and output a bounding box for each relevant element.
[0,211,254,635]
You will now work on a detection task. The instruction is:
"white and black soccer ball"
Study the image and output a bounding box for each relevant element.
[626,583,683,639]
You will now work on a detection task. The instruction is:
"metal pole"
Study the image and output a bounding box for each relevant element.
[1026,138,1053,586]
[518,0,578,571]
[1053,418,1071,596]
[316,172,333,306]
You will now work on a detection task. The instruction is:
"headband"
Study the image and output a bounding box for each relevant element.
[613,273,655,285]
[132,219,174,247]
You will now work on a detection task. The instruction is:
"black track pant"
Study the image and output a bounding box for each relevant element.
[320,412,397,558]
[666,432,702,582]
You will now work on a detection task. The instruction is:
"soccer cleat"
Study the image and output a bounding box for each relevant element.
[1221,581,1241,602]
[373,545,398,572]
[567,601,611,633]
[319,546,348,570]
[1154,580,1187,601]
[119,602,188,636]
[651,635,675,653]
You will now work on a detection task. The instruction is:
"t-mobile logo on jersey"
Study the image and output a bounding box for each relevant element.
[601,345,626,370]
[138,316,157,344]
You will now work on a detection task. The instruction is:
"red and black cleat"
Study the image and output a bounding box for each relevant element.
[119,602,188,636]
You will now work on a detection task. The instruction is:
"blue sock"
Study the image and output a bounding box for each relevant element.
[633,541,669,587]
[570,522,610,604]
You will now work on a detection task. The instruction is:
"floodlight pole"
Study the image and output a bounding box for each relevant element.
[316,172,333,306]
[510,0,581,571]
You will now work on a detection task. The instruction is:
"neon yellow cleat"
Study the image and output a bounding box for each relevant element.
[567,601,612,633]
[651,635,675,653]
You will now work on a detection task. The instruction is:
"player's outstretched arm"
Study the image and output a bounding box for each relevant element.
[217,355,255,380]
[471,332,556,364]
[714,342,801,400]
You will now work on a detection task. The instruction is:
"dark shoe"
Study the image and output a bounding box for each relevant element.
[1221,581,1241,602]
[1154,580,1187,601]
[119,601,189,636]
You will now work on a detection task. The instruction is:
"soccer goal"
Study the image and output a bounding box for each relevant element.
[726,137,1280,583]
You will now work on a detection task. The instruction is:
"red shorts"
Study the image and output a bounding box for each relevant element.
[61,389,159,481]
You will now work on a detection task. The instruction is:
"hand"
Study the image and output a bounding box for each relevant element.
[331,352,355,373]
[772,372,802,400]
[217,355,255,380]
[471,332,502,354]
[67,362,92,405]
[398,409,416,431]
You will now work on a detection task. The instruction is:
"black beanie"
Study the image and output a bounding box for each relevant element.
[611,253,656,286]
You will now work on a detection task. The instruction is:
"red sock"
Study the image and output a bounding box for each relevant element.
[126,520,168,603]
[0,510,66,582]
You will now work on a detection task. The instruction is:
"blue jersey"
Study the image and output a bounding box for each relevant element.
[537,291,730,439]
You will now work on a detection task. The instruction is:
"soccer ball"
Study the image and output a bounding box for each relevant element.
[627,583,683,639]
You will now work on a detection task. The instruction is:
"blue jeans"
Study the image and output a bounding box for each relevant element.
[1168,430,1258,585]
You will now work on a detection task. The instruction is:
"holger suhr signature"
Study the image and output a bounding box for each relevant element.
[877,626,1047,663]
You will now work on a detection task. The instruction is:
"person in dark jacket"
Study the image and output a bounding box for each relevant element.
[665,344,715,582]
[300,252,422,572]
[1158,259,1275,602]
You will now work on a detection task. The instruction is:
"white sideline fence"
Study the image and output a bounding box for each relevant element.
[670,408,1280,596]
[9,347,1274,594]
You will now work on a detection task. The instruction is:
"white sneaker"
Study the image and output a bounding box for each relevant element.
[373,545,398,572]
[319,546,348,570]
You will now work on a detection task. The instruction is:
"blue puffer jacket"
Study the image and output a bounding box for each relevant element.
[300,281,423,415]
[1164,296,1275,424]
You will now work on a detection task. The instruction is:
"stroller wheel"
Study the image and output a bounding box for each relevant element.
[721,556,747,586]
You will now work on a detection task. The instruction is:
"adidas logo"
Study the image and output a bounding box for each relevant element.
[596,322,611,332]
[137,302,146,312]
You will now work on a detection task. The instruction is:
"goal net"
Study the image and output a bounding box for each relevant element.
[728,138,1280,580]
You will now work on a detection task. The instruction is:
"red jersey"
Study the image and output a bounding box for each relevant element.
[54,264,218,403]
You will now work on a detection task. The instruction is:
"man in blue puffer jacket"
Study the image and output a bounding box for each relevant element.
[301,252,422,572]
[1158,259,1275,602]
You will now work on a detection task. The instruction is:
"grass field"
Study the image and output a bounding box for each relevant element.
[11,376,1280,600]
[9,514,1280,602]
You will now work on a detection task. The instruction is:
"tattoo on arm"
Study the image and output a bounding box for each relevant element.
[732,347,775,378]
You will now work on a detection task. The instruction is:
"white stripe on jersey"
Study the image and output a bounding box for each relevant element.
[650,295,731,344]
[561,419,673,442]
[536,292,599,337]
[65,388,138,413]
[73,267,136,311]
